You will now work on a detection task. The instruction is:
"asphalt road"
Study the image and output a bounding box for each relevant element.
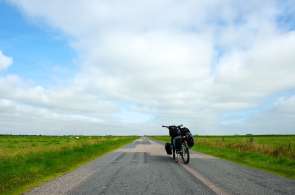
[27,137,295,195]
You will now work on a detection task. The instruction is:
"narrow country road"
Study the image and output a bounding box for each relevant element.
[26,137,295,195]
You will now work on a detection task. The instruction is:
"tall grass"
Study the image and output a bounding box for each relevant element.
[197,135,295,160]
[0,135,137,195]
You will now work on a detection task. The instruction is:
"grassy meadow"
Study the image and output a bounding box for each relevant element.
[0,135,138,195]
[151,135,295,178]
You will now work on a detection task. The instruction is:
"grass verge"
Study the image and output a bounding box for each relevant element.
[0,136,138,195]
[150,135,295,179]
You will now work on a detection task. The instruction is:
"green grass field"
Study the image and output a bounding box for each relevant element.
[151,135,295,179]
[0,135,138,195]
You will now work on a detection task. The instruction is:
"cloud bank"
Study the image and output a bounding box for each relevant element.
[0,51,13,71]
[1,0,295,135]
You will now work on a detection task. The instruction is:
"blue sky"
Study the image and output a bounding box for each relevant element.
[0,1,76,87]
[0,0,295,135]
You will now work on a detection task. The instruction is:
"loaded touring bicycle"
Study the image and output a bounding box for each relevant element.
[162,125,194,164]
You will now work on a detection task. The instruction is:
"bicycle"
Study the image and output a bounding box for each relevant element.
[162,125,190,164]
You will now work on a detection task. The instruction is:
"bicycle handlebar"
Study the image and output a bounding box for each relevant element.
[162,124,183,128]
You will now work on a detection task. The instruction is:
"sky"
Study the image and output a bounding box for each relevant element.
[0,0,295,135]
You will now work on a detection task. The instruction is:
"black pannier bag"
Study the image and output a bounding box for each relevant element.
[169,126,181,137]
[186,132,194,148]
[180,127,190,135]
[180,127,194,148]
[165,143,172,155]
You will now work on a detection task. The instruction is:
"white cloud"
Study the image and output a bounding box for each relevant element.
[0,51,13,71]
[216,31,295,100]
[228,95,295,135]
[2,0,295,135]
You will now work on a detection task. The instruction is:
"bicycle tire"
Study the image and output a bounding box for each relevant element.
[181,143,190,164]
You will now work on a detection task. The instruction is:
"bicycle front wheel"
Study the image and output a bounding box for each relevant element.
[181,143,190,164]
